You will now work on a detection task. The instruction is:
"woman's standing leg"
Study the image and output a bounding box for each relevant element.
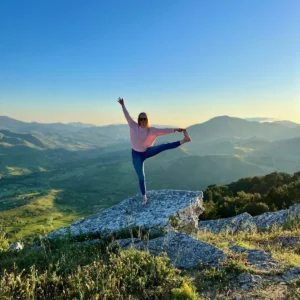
[131,149,147,204]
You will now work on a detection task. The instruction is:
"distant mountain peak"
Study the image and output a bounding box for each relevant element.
[207,115,248,123]
[0,116,26,123]
[68,122,96,128]
[272,120,300,128]
[245,117,279,122]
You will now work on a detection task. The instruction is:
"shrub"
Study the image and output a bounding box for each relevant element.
[241,202,269,216]
[0,248,198,299]
[0,229,9,253]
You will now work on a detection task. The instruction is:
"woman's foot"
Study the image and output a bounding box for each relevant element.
[180,129,192,144]
[142,195,148,206]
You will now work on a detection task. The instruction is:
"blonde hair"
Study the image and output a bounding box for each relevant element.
[138,112,150,128]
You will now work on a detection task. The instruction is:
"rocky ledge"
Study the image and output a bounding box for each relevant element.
[47,190,204,240]
[198,203,300,234]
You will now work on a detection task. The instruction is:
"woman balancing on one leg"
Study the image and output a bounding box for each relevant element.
[118,97,192,206]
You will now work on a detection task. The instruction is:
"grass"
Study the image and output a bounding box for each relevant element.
[1,218,300,299]
[0,232,203,300]
[234,146,254,153]
[5,166,32,176]
[0,189,85,243]
[190,223,300,298]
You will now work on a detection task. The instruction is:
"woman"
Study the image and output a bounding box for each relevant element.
[118,97,192,206]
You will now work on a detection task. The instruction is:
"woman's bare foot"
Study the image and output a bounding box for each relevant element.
[142,195,148,206]
[180,129,192,144]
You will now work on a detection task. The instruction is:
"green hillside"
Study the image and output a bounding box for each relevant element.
[0,130,46,149]
[0,148,274,242]
[0,190,81,242]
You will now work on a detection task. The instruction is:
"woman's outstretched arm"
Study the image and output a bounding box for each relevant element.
[152,127,184,136]
[118,97,137,128]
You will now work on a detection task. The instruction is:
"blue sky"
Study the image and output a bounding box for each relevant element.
[1,0,299,127]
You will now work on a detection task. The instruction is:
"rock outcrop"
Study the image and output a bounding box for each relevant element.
[47,190,204,240]
[253,203,300,230]
[282,267,300,281]
[237,273,263,291]
[198,203,300,234]
[112,231,226,268]
[198,212,255,234]
[230,246,282,271]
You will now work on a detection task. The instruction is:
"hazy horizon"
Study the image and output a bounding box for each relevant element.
[1,114,299,128]
[1,0,299,127]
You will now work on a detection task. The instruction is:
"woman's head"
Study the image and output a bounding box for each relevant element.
[138,112,150,128]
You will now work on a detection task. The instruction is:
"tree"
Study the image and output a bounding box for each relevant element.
[241,202,269,216]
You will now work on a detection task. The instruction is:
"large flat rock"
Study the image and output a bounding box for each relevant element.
[47,190,204,239]
[113,231,226,269]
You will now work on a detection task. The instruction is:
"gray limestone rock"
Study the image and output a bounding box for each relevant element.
[253,203,300,231]
[282,267,300,282]
[230,246,282,271]
[198,203,300,234]
[113,231,226,269]
[47,190,204,240]
[198,212,255,234]
[28,245,45,251]
[9,242,24,251]
[237,273,263,291]
[253,210,289,231]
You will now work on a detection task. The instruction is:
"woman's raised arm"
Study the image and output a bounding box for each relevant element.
[118,97,137,128]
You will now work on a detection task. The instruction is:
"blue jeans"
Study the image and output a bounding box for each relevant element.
[131,141,181,195]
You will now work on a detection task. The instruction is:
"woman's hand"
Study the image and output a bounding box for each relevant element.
[118,97,124,106]
[174,128,185,132]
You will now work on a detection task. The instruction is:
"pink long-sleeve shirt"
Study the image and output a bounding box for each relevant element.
[122,105,174,152]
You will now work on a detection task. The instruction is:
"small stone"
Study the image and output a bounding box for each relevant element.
[241,284,251,291]
[239,273,263,291]
[282,267,300,281]
[9,242,24,251]
[238,273,252,284]
[28,245,45,251]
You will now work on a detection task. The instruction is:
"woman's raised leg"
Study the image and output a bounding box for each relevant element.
[144,141,181,159]
[144,130,191,159]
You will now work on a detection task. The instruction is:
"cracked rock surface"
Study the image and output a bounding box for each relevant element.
[47,190,204,239]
